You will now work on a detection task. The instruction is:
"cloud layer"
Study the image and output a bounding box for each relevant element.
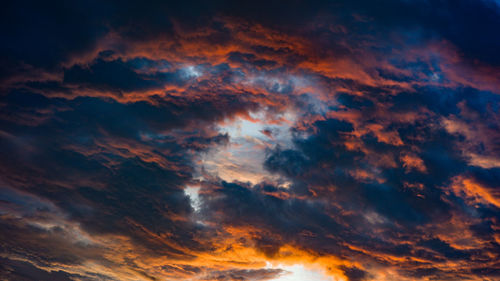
[1,0,499,280]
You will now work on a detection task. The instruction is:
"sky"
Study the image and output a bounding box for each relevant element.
[0,0,500,280]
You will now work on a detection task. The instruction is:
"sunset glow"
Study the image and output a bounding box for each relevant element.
[1,1,500,280]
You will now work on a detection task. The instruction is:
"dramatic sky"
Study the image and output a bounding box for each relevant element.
[1,1,500,280]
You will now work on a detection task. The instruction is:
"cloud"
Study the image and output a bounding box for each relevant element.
[1,1,500,280]
[199,268,286,281]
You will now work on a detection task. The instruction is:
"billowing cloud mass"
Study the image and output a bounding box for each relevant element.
[1,0,500,280]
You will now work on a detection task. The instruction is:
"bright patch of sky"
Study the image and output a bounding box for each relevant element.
[196,110,296,185]
[184,185,201,212]
[180,65,203,79]
[266,263,335,281]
